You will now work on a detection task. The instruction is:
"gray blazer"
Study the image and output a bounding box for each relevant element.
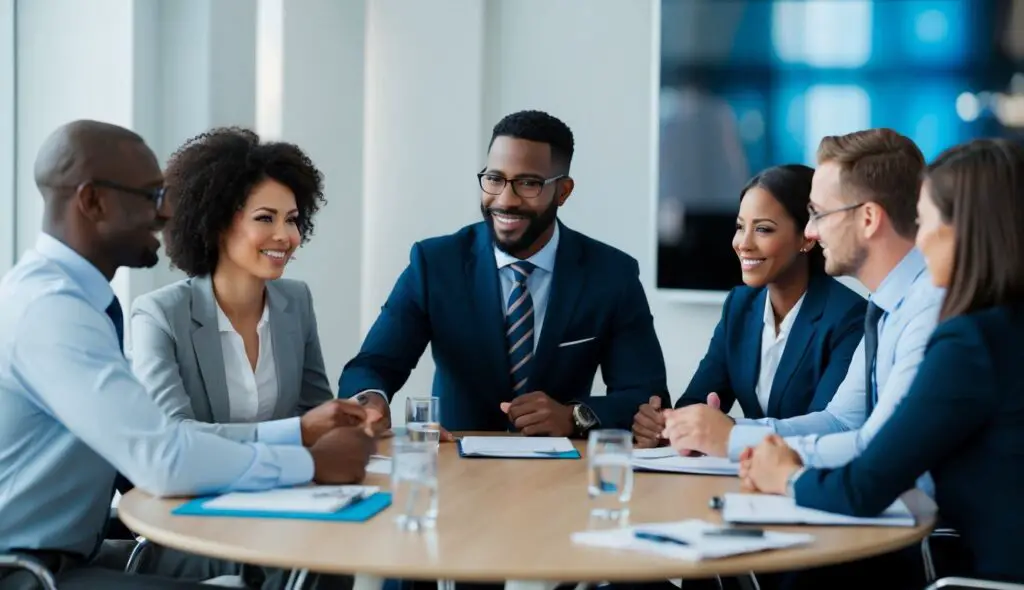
[129,275,334,442]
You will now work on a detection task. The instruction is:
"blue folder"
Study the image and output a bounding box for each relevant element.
[172,491,392,522]
[456,440,580,459]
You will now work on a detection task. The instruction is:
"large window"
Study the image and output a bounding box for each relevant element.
[656,0,1024,294]
[0,0,13,276]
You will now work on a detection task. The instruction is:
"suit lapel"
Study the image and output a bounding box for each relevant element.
[740,289,766,418]
[467,226,513,400]
[531,223,585,388]
[190,276,231,423]
[267,282,302,419]
[765,276,826,418]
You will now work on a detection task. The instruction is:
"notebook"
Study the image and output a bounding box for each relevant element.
[631,454,739,476]
[721,493,916,527]
[172,485,391,522]
[571,519,814,561]
[457,436,580,459]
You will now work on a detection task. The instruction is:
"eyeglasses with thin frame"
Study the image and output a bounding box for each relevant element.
[807,202,866,226]
[92,179,166,210]
[477,171,567,199]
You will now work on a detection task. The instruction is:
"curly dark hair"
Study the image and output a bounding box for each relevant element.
[489,110,575,172]
[162,127,325,277]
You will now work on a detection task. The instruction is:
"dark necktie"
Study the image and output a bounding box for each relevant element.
[105,296,125,353]
[863,301,884,415]
[506,262,536,395]
[105,296,134,497]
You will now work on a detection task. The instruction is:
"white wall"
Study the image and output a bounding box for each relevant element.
[0,0,14,276]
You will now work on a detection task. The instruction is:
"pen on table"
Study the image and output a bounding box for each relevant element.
[634,531,690,546]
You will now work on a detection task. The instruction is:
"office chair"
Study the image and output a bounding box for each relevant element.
[924,578,1024,589]
[0,554,59,590]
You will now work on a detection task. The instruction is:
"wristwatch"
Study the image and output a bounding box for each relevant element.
[571,403,599,437]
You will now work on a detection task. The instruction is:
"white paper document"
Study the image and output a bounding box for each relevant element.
[571,519,813,561]
[632,454,739,476]
[202,485,379,514]
[459,436,576,457]
[721,493,916,527]
[366,455,392,475]
[632,448,679,460]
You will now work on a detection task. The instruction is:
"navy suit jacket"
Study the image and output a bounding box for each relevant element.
[338,221,669,432]
[796,304,1024,582]
[675,274,866,419]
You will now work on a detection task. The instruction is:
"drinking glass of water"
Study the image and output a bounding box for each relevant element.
[391,437,439,531]
[587,429,633,523]
[405,396,441,447]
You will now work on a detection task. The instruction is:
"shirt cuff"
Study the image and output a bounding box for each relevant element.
[256,417,302,446]
[355,389,388,404]
[786,467,808,498]
[727,424,773,461]
[272,445,315,487]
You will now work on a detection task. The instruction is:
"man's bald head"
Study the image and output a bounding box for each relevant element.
[33,119,149,199]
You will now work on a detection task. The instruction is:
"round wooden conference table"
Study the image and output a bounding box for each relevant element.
[118,433,936,590]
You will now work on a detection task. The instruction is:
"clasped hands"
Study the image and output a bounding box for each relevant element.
[632,392,734,457]
[631,393,803,494]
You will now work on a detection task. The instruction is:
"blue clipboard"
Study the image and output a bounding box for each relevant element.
[456,440,580,459]
[172,491,392,522]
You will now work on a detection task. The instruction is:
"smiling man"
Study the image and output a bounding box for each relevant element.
[339,110,669,436]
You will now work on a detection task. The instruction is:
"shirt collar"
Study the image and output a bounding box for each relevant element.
[34,232,114,313]
[870,248,927,314]
[763,292,806,337]
[493,222,560,274]
[215,297,271,333]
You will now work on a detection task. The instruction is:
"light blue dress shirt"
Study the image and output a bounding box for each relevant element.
[493,223,560,349]
[728,249,944,473]
[0,234,313,557]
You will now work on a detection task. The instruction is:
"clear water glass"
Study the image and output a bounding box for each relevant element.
[587,429,634,522]
[405,396,441,447]
[391,438,439,531]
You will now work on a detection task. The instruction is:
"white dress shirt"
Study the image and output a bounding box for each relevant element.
[216,301,278,423]
[755,294,806,414]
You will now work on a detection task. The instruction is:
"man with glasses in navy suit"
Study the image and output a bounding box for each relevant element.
[339,110,669,438]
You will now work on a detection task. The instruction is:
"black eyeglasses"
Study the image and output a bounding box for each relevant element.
[92,179,166,210]
[477,171,566,199]
[807,202,865,226]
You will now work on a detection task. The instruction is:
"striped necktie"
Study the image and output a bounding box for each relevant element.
[506,262,536,395]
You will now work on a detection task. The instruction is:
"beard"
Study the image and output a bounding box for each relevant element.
[481,197,559,256]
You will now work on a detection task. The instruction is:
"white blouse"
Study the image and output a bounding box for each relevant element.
[755,293,806,414]
[216,301,278,422]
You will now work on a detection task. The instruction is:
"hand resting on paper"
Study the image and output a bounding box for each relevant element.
[745,434,804,495]
[309,426,377,484]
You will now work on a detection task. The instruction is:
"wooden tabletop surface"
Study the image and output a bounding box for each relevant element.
[118,434,936,582]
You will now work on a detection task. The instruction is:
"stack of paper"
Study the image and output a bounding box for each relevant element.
[631,449,739,476]
[201,485,379,514]
[571,519,813,561]
[721,493,916,527]
[458,436,579,458]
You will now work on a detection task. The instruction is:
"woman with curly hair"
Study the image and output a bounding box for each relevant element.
[128,127,363,589]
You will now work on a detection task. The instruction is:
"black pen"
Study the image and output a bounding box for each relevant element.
[634,531,690,546]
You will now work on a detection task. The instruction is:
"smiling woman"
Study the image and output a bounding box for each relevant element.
[124,127,352,588]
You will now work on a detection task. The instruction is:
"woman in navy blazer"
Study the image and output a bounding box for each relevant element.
[746,139,1024,583]
[634,164,866,447]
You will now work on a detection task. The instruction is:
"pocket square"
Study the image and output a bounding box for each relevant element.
[558,337,596,348]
